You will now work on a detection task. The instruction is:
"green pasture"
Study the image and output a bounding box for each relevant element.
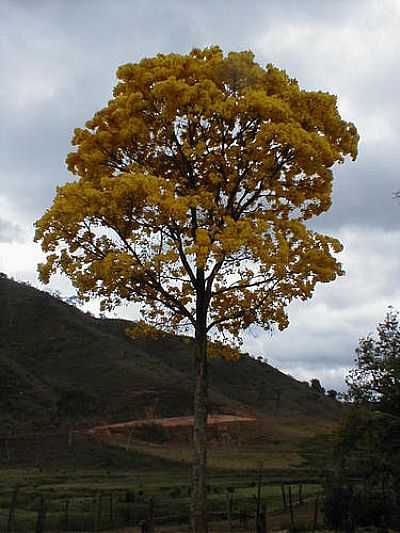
[0,418,332,530]
[0,436,324,532]
[0,466,322,532]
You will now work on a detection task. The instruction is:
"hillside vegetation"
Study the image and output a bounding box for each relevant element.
[0,276,341,432]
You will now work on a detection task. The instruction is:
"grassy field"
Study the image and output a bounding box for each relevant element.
[0,415,333,531]
[0,465,322,532]
[101,412,337,474]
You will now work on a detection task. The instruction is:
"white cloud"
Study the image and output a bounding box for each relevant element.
[255,3,400,148]
[0,196,26,242]
[0,241,42,279]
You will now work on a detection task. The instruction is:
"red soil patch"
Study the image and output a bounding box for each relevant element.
[89,414,256,434]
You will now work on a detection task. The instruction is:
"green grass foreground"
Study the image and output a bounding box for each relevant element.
[0,425,330,532]
[0,466,322,532]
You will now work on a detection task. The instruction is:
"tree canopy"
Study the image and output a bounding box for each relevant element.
[35,46,358,343]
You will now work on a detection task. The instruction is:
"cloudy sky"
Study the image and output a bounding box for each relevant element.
[1,0,400,391]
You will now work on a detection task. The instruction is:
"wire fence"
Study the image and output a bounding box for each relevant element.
[0,480,323,532]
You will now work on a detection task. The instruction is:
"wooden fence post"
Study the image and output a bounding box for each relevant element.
[109,493,113,527]
[132,493,137,527]
[140,519,149,532]
[94,494,102,531]
[5,438,11,463]
[312,495,319,532]
[288,485,294,530]
[256,466,263,528]
[64,499,70,530]
[226,490,233,532]
[125,490,131,525]
[281,484,287,509]
[6,487,18,533]
[148,496,154,532]
[256,501,267,533]
[239,509,248,529]
[35,495,47,533]
[126,429,133,451]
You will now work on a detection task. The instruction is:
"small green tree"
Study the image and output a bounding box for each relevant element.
[346,308,400,415]
[324,311,400,530]
[324,408,400,530]
[327,389,337,400]
[310,378,325,395]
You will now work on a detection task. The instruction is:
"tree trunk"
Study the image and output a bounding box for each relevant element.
[192,326,208,533]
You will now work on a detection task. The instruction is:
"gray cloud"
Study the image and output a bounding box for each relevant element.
[1,0,398,229]
[0,217,22,243]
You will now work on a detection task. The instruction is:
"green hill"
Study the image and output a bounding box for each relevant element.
[0,275,340,432]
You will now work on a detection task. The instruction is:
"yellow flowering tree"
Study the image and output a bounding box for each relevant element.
[35,47,358,533]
